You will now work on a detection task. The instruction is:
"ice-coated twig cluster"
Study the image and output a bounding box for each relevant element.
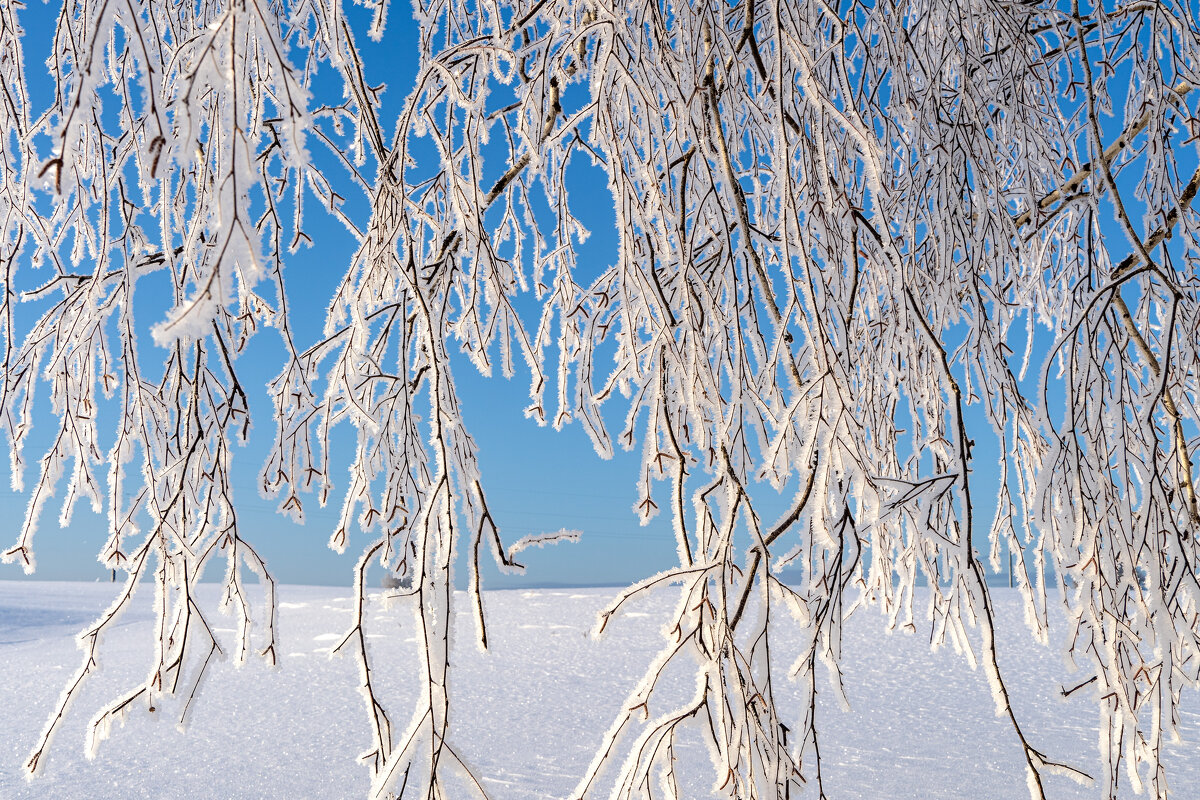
[1,0,308,778]
[3,0,1200,799]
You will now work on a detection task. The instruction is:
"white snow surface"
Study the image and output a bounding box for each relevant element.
[2,581,1198,799]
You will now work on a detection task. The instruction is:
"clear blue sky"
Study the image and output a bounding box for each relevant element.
[1,3,687,588]
[1,3,1056,590]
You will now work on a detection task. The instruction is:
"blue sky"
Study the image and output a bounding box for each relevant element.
[0,3,687,588]
[0,2,1092,591]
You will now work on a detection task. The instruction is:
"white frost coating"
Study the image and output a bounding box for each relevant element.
[4,0,1200,798]
[505,528,580,561]
[1,0,297,779]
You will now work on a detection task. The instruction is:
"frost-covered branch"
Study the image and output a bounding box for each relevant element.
[6,0,1200,798]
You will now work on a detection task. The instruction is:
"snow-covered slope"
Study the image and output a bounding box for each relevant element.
[2,581,1197,799]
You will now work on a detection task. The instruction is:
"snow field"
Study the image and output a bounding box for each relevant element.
[1,581,1197,799]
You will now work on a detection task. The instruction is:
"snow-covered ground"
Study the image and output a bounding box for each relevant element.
[2,581,1198,799]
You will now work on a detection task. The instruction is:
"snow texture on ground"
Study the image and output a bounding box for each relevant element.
[1,581,1197,799]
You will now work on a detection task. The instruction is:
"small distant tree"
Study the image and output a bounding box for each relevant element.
[2,0,1200,798]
